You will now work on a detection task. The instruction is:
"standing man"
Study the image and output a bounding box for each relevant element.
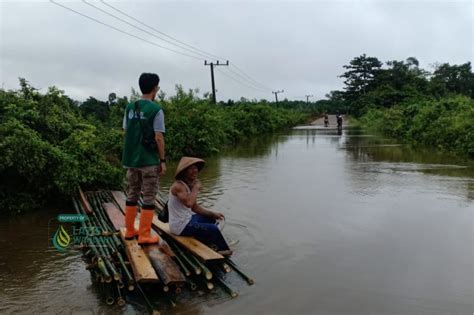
[122,73,166,244]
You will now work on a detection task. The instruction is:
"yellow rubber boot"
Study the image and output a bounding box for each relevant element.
[137,209,159,244]
[124,205,139,239]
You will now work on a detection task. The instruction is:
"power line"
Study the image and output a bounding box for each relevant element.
[230,64,272,91]
[100,0,223,61]
[216,68,268,93]
[82,0,210,60]
[51,0,276,97]
[50,0,202,60]
[99,0,272,93]
[227,67,271,92]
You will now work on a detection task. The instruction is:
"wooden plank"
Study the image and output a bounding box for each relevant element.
[132,220,176,258]
[131,220,184,285]
[111,190,127,213]
[78,187,93,214]
[119,228,159,283]
[102,200,183,284]
[111,190,176,257]
[152,218,224,262]
[103,202,126,231]
[142,244,185,285]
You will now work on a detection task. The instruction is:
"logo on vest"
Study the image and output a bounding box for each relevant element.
[128,110,145,120]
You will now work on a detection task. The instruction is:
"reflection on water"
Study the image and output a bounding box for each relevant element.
[1,126,473,314]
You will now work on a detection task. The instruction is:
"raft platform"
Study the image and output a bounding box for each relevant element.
[72,188,254,313]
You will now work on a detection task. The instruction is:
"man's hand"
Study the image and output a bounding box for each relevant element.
[213,212,225,220]
[159,162,166,176]
[192,179,202,192]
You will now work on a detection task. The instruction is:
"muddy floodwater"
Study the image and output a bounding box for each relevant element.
[1,125,473,315]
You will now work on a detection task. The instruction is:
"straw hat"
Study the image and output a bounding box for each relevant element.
[174,156,205,179]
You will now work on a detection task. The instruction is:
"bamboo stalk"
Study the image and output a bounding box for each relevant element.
[194,277,214,290]
[103,282,115,305]
[167,240,201,275]
[76,194,137,293]
[173,253,191,277]
[116,297,126,307]
[221,262,232,273]
[73,197,113,283]
[214,276,238,298]
[92,237,121,281]
[188,254,212,280]
[88,195,122,249]
[135,282,155,313]
[101,237,130,277]
[225,258,255,285]
[187,280,197,291]
[96,257,112,283]
[90,193,113,231]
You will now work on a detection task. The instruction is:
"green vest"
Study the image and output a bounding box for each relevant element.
[122,99,161,167]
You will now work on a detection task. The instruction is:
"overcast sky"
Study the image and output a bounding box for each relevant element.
[1,0,473,102]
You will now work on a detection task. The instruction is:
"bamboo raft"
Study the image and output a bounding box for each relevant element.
[72,188,254,313]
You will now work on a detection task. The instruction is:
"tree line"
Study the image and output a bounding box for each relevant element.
[328,54,473,156]
[0,80,307,213]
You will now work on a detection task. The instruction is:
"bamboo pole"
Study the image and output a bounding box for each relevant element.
[194,277,214,290]
[76,193,135,292]
[188,254,212,280]
[172,252,191,277]
[73,197,113,283]
[96,257,112,283]
[88,194,122,249]
[225,258,255,285]
[214,276,238,298]
[221,262,232,273]
[116,283,126,307]
[187,280,197,291]
[89,238,120,281]
[167,239,201,275]
[100,237,133,282]
[103,282,115,305]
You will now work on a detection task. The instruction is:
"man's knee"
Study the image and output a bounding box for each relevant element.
[141,165,160,204]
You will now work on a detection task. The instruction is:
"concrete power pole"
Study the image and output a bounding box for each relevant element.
[272,90,284,103]
[204,60,229,104]
[305,94,313,105]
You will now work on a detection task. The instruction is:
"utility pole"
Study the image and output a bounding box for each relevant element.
[272,90,284,103]
[305,94,313,105]
[204,60,229,104]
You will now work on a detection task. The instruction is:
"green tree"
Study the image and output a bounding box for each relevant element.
[340,54,383,98]
[80,96,110,122]
[430,62,474,98]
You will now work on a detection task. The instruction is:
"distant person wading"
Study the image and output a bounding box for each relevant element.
[122,73,166,245]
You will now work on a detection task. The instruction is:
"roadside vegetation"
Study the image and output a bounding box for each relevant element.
[0,80,308,212]
[2,55,472,213]
[327,55,474,157]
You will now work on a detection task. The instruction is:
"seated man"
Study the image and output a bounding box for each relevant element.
[168,157,232,255]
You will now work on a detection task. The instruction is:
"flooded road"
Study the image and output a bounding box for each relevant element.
[1,125,473,314]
